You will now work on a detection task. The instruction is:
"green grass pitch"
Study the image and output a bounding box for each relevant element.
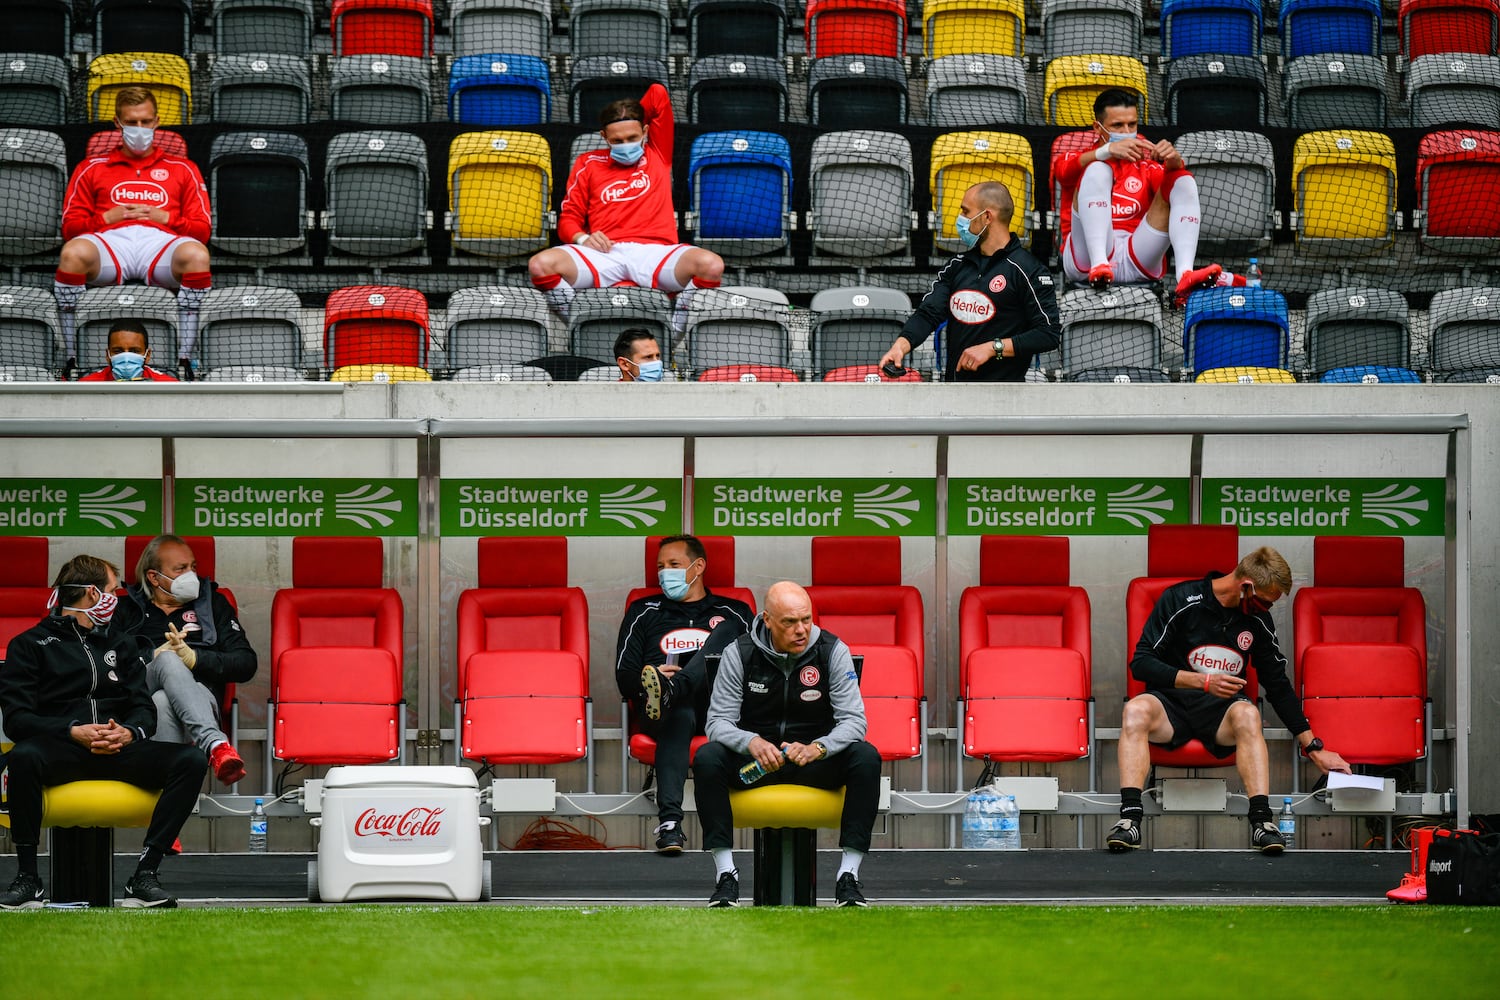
[5,905,1496,997]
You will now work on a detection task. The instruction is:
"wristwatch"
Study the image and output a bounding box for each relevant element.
[813,741,828,761]
[1299,737,1325,758]
[992,337,1005,358]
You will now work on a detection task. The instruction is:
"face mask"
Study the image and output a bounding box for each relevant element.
[50,585,117,627]
[1107,130,1139,143]
[633,359,664,382]
[110,351,146,380]
[610,140,644,166]
[1240,583,1273,616]
[156,568,200,603]
[658,564,699,601]
[955,211,988,249]
[121,125,155,155]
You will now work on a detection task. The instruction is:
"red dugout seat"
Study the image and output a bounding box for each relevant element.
[456,537,590,766]
[269,536,403,767]
[696,365,800,382]
[324,284,430,370]
[805,0,907,59]
[1417,129,1500,252]
[1400,0,1500,59]
[332,0,434,57]
[0,536,50,661]
[822,364,922,382]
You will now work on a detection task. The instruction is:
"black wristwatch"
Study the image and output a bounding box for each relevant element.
[1300,737,1325,758]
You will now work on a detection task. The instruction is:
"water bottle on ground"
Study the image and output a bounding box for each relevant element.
[249,797,268,853]
[1278,796,1296,849]
[1246,259,1263,288]
[738,746,787,785]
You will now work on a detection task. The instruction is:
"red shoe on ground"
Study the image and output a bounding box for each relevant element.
[1386,826,1437,903]
[1173,263,1224,307]
[1087,263,1114,292]
[209,741,247,785]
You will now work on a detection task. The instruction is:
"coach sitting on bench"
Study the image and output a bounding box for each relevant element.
[0,555,207,909]
[693,581,881,908]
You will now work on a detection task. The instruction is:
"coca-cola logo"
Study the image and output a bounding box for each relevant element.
[111,181,169,206]
[948,289,995,324]
[353,806,445,839]
[1188,645,1244,675]
[601,172,650,203]
[660,627,709,654]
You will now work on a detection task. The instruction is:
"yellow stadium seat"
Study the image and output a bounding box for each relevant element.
[446,130,553,260]
[1195,366,1298,383]
[924,0,1025,59]
[1043,55,1148,127]
[929,131,1035,251]
[330,364,433,383]
[87,53,192,125]
[1292,129,1397,255]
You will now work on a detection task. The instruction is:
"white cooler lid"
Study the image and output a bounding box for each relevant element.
[323,765,479,790]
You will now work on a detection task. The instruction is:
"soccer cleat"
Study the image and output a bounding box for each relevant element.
[708,870,740,908]
[654,821,686,856]
[122,870,179,908]
[1106,818,1143,852]
[640,665,674,723]
[0,872,45,910]
[1251,821,1286,855]
[1172,263,1224,307]
[835,872,869,907]
[1087,263,1114,292]
[209,741,246,785]
[1386,872,1427,904]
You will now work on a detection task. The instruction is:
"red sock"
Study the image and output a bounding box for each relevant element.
[532,273,562,291]
[180,270,212,289]
[688,277,721,290]
[1160,168,1191,200]
[54,269,86,286]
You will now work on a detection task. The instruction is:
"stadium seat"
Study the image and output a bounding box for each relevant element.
[1407,54,1500,128]
[443,286,551,370]
[568,287,673,363]
[697,364,800,381]
[332,0,434,57]
[1160,0,1262,58]
[1400,0,1500,60]
[1294,536,1428,768]
[689,0,788,59]
[923,0,1025,59]
[805,0,907,59]
[1284,54,1389,128]
[1043,0,1144,57]
[808,55,908,127]
[451,0,551,58]
[446,130,552,260]
[1043,55,1149,126]
[689,55,788,126]
[456,537,591,766]
[1417,128,1500,254]
[1435,367,1500,381]
[1183,286,1289,375]
[1291,129,1397,255]
[810,285,910,374]
[1047,129,1097,250]
[449,363,552,382]
[214,0,315,56]
[1166,55,1267,127]
[809,130,914,261]
[0,54,69,125]
[959,535,1092,766]
[209,54,312,125]
[270,536,404,767]
[925,54,1030,127]
[209,131,312,261]
[1173,130,1277,253]
[323,130,430,259]
[13,0,71,59]
[680,285,792,373]
[324,284,430,370]
[822,364,922,382]
[201,365,307,383]
[1279,0,1383,58]
[87,53,192,124]
[1064,366,1171,382]
[1059,286,1164,377]
[1194,366,1298,382]
[94,0,191,57]
[331,364,432,382]
[0,537,53,661]
[1319,365,1423,382]
[76,285,178,367]
[1305,287,1410,374]
[569,56,669,124]
[0,287,62,376]
[570,0,670,60]
[331,55,432,123]
[0,129,65,264]
[1428,286,1500,373]
[448,55,551,125]
[1125,524,1249,768]
[929,131,1036,252]
[199,284,306,374]
[687,130,794,260]
[0,366,57,383]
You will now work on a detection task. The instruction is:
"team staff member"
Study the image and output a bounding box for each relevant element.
[616,535,754,854]
[879,181,1059,382]
[613,328,664,383]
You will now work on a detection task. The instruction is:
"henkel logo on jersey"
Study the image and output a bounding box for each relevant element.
[660,627,710,656]
[601,171,651,204]
[1188,645,1245,675]
[111,181,169,206]
[353,806,445,841]
[1112,193,1144,218]
[949,289,995,324]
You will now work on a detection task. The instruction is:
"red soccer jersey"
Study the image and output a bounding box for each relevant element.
[61,143,212,245]
[79,365,179,382]
[557,83,679,246]
[1053,145,1166,245]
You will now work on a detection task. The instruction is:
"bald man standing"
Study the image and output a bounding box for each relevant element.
[694,581,881,908]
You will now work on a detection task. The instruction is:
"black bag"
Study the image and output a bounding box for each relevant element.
[1426,829,1500,905]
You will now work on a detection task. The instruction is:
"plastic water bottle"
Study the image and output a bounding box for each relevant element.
[963,788,1022,849]
[1278,796,1296,849]
[249,797,268,853]
[1246,259,1262,287]
[996,794,1022,851]
[739,747,787,785]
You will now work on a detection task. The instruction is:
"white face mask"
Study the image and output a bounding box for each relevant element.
[155,568,200,603]
[121,125,155,155]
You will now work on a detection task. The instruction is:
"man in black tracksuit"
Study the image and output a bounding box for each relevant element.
[695,581,882,907]
[880,180,1060,381]
[0,555,206,910]
[616,534,753,855]
[1107,546,1351,856]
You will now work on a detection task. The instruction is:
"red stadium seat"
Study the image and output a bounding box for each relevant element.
[324,285,430,370]
[85,128,188,158]
[455,537,590,766]
[332,0,434,57]
[1049,129,1096,249]
[696,365,800,382]
[0,536,50,661]
[270,537,404,766]
[822,364,921,382]
[805,0,907,58]
[858,645,923,761]
[1400,0,1500,59]
[1417,129,1500,254]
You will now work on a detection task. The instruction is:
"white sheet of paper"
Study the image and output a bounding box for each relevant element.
[1327,771,1386,791]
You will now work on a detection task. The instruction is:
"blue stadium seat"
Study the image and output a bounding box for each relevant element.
[688,131,794,259]
[1183,286,1289,375]
[1279,0,1382,58]
[1161,0,1262,58]
[447,54,551,125]
[1320,365,1423,382]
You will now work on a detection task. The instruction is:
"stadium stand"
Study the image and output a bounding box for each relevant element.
[1160,0,1263,59]
[688,55,788,127]
[925,54,1030,128]
[689,0,788,59]
[1292,130,1398,256]
[450,0,552,58]
[1283,55,1390,129]
[687,130,795,262]
[1043,0,1144,57]
[446,130,553,259]
[679,285,793,373]
[94,0,192,57]
[447,55,551,126]
[13,0,72,59]
[323,284,430,370]
[331,0,434,58]
[213,0,316,55]
[805,0,908,59]
[330,55,432,124]
[1165,55,1268,128]
[1059,285,1164,379]
[1400,0,1500,60]
[1278,0,1384,58]
[1183,286,1290,377]
[1416,128,1500,255]
[809,285,911,375]
[1305,287,1411,375]
[75,285,179,370]
[0,129,65,264]
[0,285,63,374]
[209,131,313,261]
[208,54,313,126]
[1406,55,1500,129]
[808,129,914,262]
[1043,55,1149,126]
[929,130,1035,251]
[87,52,192,124]
[567,287,673,364]
[0,54,70,127]
[199,284,307,376]
[1428,285,1500,375]
[808,55,908,127]
[323,130,430,261]
[442,285,552,371]
[570,0,671,61]
[923,0,1026,59]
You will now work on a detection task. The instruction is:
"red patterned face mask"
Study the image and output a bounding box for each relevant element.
[1240,583,1274,616]
[49,584,118,627]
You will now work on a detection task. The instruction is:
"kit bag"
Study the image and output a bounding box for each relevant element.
[1426,829,1500,905]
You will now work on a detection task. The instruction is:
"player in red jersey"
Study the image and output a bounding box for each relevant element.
[527,83,723,322]
[1054,89,1246,307]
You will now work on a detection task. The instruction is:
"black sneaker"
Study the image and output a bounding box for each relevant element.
[1251,821,1286,855]
[0,872,44,910]
[654,821,686,856]
[1106,817,1143,852]
[122,870,179,908]
[641,664,674,722]
[835,872,869,907]
[708,870,740,908]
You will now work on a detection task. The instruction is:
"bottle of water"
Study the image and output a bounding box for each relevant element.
[1246,259,1262,288]
[996,793,1022,851]
[249,797,268,853]
[963,787,1002,849]
[1278,796,1296,849]
[738,747,787,785]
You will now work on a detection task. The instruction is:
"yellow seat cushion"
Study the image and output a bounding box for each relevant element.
[43,781,159,829]
[730,785,845,829]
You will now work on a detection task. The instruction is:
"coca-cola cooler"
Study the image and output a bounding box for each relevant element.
[310,766,491,902]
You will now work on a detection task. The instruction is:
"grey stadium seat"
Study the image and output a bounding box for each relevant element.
[0,365,60,382]
[76,285,179,368]
[1407,54,1500,130]
[567,287,673,363]
[926,55,1029,128]
[199,285,306,373]
[808,55,908,128]
[1305,287,1409,374]
[0,54,70,125]
[681,285,791,372]
[1058,285,1163,376]
[1284,55,1388,129]
[570,0,671,61]
[209,54,311,125]
[810,286,911,374]
[451,0,552,58]
[1166,55,1267,128]
[449,364,553,382]
[213,0,314,55]
[1429,287,1500,374]
[1173,130,1276,254]
[809,130,914,262]
[576,364,624,381]
[331,56,432,124]
[201,365,308,382]
[1043,0,1143,57]
[689,55,788,127]
[0,128,66,263]
[444,286,552,368]
[323,130,430,260]
[0,286,64,372]
[570,56,670,124]
[210,131,313,260]
[1064,366,1171,382]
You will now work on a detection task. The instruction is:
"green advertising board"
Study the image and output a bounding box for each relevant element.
[695,478,937,536]
[441,479,682,537]
[948,478,1191,535]
[0,479,162,536]
[1203,478,1446,535]
[175,479,419,536]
